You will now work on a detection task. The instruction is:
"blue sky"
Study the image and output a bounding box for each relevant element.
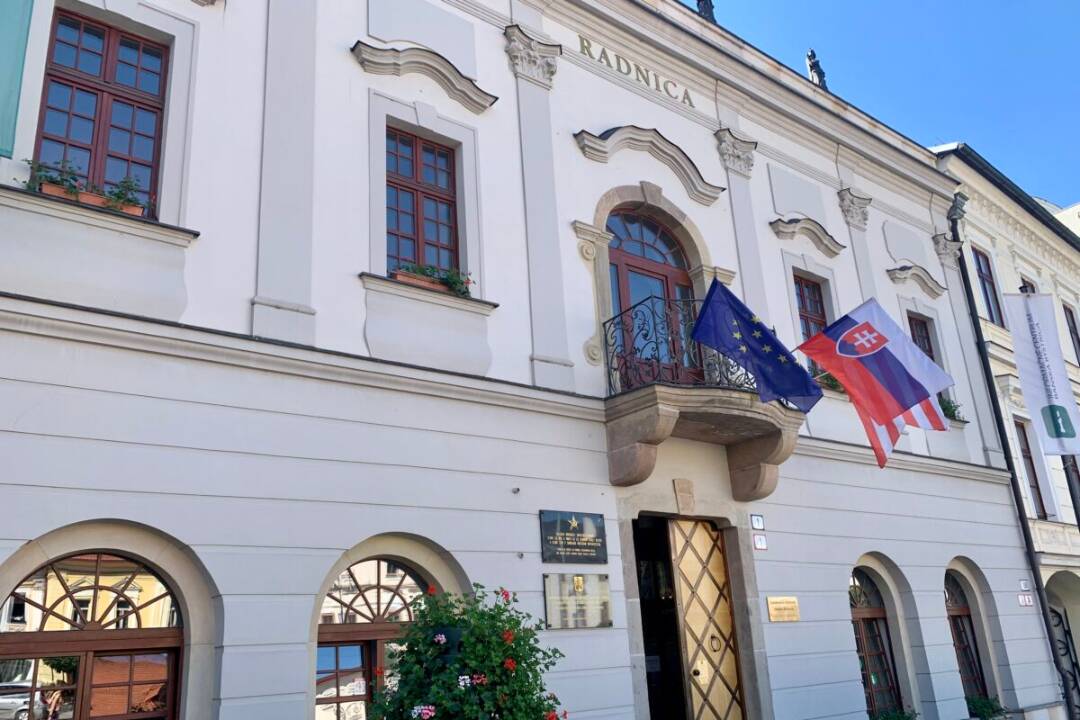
[679,1,1078,208]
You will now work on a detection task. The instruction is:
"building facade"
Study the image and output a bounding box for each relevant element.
[0,0,1068,719]
[937,143,1080,713]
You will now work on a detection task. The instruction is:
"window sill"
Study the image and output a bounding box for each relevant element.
[358,272,495,376]
[0,184,199,248]
[358,272,497,315]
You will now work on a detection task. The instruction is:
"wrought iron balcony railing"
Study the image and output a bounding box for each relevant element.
[602,295,757,397]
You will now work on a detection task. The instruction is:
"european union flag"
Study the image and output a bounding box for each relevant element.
[691,279,822,413]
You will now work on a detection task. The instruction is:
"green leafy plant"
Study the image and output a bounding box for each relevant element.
[22,158,80,194]
[397,263,473,298]
[104,176,144,210]
[966,695,1008,720]
[371,584,566,720]
[872,710,918,720]
[939,396,965,422]
[815,371,846,394]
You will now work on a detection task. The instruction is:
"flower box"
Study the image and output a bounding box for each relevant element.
[391,269,450,294]
[37,182,143,216]
[39,181,74,199]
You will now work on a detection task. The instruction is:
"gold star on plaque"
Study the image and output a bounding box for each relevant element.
[568,516,580,530]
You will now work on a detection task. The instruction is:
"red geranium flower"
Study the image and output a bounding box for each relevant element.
[426,585,437,596]
[502,629,515,643]
[563,712,569,719]
[498,588,511,603]
[503,658,517,672]
[374,666,385,677]
[546,712,557,720]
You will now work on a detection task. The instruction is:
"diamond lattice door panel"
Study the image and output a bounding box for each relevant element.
[669,520,744,720]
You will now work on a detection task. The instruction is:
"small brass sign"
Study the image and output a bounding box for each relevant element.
[767,596,800,622]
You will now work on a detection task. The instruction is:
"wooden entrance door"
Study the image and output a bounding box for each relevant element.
[669,520,744,720]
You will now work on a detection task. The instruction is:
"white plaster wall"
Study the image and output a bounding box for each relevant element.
[0,302,634,719]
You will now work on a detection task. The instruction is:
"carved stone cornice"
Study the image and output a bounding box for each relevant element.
[933,232,963,269]
[887,265,947,299]
[504,25,561,90]
[715,127,757,178]
[948,192,968,223]
[574,126,724,206]
[605,384,805,499]
[769,217,845,258]
[350,42,498,114]
[837,187,872,231]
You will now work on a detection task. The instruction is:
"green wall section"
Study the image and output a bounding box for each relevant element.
[0,0,34,158]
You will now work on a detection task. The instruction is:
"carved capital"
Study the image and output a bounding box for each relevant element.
[933,232,963,269]
[504,25,561,90]
[837,187,872,231]
[715,127,757,178]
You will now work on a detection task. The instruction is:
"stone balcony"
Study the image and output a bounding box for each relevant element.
[602,296,805,499]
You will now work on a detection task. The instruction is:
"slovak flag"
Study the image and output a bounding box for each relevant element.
[856,396,949,467]
[798,298,955,465]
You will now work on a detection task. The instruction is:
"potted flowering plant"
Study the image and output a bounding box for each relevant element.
[22,159,144,216]
[371,584,566,720]
[391,264,473,298]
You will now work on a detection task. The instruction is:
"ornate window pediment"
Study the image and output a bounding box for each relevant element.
[351,42,498,114]
[769,217,845,258]
[573,126,724,206]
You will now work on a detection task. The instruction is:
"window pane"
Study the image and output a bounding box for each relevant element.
[69,116,93,144]
[67,147,90,175]
[399,239,414,259]
[132,134,154,161]
[138,70,160,95]
[422,165,435,184]
[134,110,156,135]
[112,102,134,129]
[143,48,162,72]
[39,139,64,166]
[44,110,68,137]
[56,19,80,44]
[93,656,129,684]
[82,26,104,53]
[130,683,166,713]
[47,82,72,110]
[53,42,77,68]
[314,705,338,720]
[131,655,167,683]
[129,163,151,188]
[78,52,102,76]
[118,40,140,64]
[399,213,413,235]
[425,245,437,265]
[90,686,127,717]
[116,63,137,87]
[105,157,129,183]
[338,701,365,719]
[74,89,97,117]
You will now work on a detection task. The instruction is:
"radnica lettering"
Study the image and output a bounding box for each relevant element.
[578,35,696,108]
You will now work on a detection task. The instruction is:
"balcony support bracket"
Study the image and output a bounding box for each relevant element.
[605,385,804,499]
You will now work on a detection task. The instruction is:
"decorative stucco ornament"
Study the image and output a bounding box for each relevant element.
[504,25,561,90]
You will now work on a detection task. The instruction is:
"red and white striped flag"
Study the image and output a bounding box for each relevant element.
[855,396,949,467]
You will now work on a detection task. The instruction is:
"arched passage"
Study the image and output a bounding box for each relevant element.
[1046,570,1080,708]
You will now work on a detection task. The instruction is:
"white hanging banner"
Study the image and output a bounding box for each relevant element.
[1003,293,1080,454]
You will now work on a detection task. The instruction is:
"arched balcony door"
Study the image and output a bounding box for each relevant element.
[0,552,182,720]
[606,211,698,387]
[315,558,428,719]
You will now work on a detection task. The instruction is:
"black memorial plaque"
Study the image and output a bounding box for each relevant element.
[539,510,608,564]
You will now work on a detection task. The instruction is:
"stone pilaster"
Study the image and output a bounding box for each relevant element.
[716,128,768,318]
[504,25,575,390]
[837,187,876,301]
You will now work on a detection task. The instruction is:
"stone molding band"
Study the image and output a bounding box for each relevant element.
[351,41,498,114]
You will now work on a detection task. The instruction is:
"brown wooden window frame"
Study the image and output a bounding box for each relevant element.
[794,274,828,342]
[972,248,1005,327]
[945,572,989,700]
[907,314,936,362]
[849,569,903,716]
[0,552,183,720]
[1015,421,1049,520]
[36,9,169,217]
[385,127,459,273]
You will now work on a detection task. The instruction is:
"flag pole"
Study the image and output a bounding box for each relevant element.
[952,203,1079,718]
